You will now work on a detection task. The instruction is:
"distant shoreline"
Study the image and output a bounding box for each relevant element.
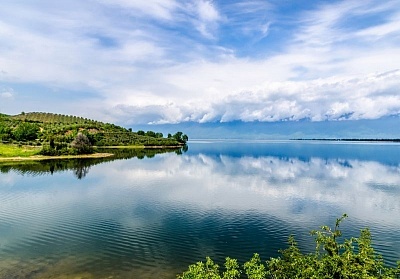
[292,138,400,142]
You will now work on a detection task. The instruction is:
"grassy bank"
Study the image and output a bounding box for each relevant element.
[0,143,40,157]
[0,153,114,162]
[0,143,116,161]
[0,142,184,162]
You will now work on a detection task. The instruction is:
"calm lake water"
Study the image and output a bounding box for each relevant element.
[0,141,399,278]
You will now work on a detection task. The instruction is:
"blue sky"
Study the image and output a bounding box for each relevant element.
[0,0,400,125]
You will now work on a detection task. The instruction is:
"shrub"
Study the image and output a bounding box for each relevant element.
[71,132,93,154]
[177,214,400,279]
[39,145,59,156]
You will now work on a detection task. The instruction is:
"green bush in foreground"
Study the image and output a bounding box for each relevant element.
[177,214,400,279]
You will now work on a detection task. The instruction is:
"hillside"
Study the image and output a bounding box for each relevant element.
[0,112,188,151]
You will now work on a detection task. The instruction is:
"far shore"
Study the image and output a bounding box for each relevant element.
[292,138,400,142]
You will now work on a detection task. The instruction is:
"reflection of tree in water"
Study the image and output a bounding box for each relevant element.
[0,146,186,179]
[175,144,188,155]
[73,160,92,179]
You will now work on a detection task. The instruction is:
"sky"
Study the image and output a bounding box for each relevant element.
[1,0,400,126]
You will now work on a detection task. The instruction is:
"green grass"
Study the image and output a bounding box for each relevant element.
[0,144,40,157]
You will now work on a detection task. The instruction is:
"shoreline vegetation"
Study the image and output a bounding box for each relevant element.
[0,112,188,159]
[0,144,185,161]
[178,214,400,279]
[0,147,184,179]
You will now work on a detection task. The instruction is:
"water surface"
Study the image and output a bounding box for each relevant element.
[0,141,399,278]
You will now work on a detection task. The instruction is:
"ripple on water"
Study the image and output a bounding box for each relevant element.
[1,147,400,278]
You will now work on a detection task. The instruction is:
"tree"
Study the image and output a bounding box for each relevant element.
[137,130,145,136]
[71,132,93,154]
[173,131,189,143]
[49,137,55,149]
[155,132,163,138]
[12,122,39,141]
[146,130,156,137]
[0,123,12,141]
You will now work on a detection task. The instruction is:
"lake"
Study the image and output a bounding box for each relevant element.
[0,141,399,278]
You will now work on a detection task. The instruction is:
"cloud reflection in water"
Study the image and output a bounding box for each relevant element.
[0,143,399,277]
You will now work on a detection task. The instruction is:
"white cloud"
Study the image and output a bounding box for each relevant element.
[107,68,400,124]
[222,0,273,38]
[97,0,180,21]
[1,0,400,124]
[0,87,14,99]
[0,92,13,99]
[188,0,222,39]
[197,0,220,22]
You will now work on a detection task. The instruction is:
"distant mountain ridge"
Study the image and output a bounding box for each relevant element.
[130,116,400,140]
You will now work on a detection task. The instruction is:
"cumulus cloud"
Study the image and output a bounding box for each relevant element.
[108,70,400,124]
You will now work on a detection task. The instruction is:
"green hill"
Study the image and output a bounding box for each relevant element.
[0,112,188,152]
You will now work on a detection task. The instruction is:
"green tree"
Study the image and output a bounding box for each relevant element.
[173,131,188,143]
[12,122,39,141]
[178,257,242,279]
[155,132,163,138]
[0,123,12,141]
[146,130,156,137]
[49,137,55,149]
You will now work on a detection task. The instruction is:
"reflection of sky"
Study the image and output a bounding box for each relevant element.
[0,143,400,276]
[84,153,400,226]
